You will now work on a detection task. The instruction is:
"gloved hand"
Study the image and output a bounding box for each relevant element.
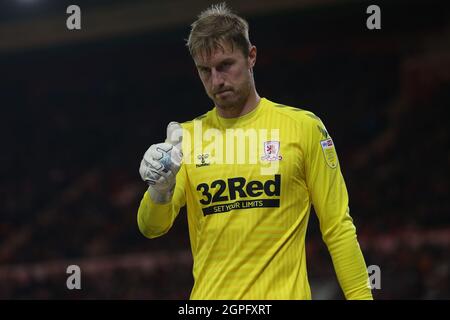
[139,122,183,203]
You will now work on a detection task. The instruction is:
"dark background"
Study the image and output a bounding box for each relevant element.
[0,0,449,299]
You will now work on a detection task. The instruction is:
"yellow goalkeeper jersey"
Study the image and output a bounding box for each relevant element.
[137,97,372,300]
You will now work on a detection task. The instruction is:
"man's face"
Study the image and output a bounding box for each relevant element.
[194,42,256,110]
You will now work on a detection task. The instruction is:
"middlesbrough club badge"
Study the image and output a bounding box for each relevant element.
[261,141,282,161]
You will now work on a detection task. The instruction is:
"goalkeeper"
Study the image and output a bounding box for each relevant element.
[137,3,373,300]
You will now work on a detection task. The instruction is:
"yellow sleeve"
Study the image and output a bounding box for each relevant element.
[137,162,187,239]
[302,112,373,300]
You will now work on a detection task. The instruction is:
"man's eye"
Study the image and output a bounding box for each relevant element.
[222,62,231,68]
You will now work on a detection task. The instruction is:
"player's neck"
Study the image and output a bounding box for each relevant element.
[216,89,261,119]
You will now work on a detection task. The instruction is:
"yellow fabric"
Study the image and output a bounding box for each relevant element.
[137,97,373,300]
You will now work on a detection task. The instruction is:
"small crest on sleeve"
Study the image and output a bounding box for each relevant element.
[320,138,337,169]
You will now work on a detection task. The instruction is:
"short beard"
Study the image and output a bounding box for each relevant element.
[212,81,251,113]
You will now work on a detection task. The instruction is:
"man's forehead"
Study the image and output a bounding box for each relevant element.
[194,43,240,66]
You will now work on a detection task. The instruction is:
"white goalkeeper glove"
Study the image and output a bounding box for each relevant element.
[139,122,183,204]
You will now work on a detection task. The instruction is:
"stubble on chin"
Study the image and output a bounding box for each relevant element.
[211,89,249,112]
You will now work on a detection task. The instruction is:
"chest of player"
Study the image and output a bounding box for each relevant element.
[183,128,305,210]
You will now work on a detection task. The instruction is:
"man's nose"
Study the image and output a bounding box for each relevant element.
[211,69,224,88]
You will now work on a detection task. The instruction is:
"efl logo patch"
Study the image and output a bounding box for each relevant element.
[320,138,337,168]
[261,141,282,161]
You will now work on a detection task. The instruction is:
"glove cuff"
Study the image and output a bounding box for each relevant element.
[148,185,175,204]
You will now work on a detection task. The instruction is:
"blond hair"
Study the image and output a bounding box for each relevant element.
[186,2,251,59]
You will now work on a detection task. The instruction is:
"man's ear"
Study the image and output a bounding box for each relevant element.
[248,45,257,68]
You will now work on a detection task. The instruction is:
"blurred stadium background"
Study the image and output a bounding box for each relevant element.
[0,0,449,299]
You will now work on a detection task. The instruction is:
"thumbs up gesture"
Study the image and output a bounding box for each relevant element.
[139,122,183,203]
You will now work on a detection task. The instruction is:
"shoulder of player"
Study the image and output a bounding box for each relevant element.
[267,100,323,128]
